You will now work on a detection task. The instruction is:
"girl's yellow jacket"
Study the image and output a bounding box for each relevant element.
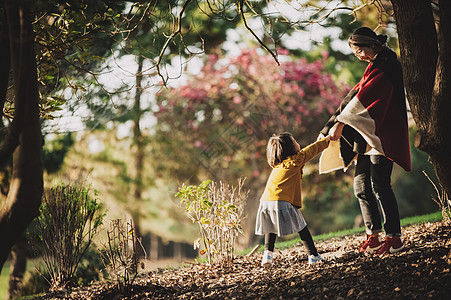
[259,139,329,208]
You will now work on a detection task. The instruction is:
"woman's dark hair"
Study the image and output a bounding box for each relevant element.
[349,27,387,48]
[266,132,298,167]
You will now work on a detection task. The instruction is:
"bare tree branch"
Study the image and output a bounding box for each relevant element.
[155,0,193,85]
[122,1,156,42]
[239,0,280,66]
[349,0,376,23]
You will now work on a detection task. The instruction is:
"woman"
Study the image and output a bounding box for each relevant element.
[319,27,411,255]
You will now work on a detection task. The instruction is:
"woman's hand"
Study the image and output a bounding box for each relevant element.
[329,122,344,141]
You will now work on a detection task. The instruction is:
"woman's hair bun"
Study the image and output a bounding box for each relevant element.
[352,27,388,45]
[377,34,388,44]
[354,27,377,38]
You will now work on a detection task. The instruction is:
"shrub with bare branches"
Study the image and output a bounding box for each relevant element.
[423,171,451,222]
[176,179,248,264]
[34,185,104,290]
[99,219,146,295]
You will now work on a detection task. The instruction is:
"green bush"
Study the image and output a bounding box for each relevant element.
[16,247,106,298]
[34,185,104,290]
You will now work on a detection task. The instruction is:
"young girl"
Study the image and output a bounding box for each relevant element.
[255,132,330,267]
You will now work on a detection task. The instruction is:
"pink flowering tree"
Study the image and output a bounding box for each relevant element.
[152,48,349,241]
[153,48,347,179]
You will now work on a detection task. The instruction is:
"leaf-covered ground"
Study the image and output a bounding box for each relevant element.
[37,221,451,299]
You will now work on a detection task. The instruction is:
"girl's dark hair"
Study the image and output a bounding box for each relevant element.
[266,132,298,167]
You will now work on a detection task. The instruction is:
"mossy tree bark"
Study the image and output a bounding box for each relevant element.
[0,0,43,270]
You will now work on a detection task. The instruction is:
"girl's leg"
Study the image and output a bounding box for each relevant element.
[262,233,276,267]
[298,226,318,256]
[264,233,277,252]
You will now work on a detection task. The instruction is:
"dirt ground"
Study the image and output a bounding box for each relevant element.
[37,221,451,299]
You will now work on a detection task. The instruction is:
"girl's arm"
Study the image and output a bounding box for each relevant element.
[297,137,330,165]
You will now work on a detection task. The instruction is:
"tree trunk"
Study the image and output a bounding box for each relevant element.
[174,242,182,261]
[8,241,26,299]
[150,233,160,260]
[428,0,451,198]
[132,56,146,258]
[0,1,43,270]
[391,0,437,131]
[392,0,451,196]
[0,11,10,119]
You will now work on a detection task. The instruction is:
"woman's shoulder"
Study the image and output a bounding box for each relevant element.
[378,48,397,59]
[371,48,402,74]
[373,49,399,66]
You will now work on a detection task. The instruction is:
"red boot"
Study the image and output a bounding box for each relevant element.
[359,234,383,253]
[377,236,405,255]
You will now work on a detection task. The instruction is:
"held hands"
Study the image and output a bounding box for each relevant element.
[317,133,331,143]
[329,122,344,141]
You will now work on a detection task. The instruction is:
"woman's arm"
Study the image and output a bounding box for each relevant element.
[329,122,345,141]
[320,89,358,136]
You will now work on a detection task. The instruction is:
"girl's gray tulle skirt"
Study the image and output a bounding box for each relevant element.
[255,200,307,236]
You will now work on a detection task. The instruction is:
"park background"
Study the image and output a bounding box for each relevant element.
[0,1,444,298]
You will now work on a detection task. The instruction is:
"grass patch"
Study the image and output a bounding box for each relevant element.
[0,260,10,300]
[0,258,49,300]
[240,210,444,254]
[400,211,443,226]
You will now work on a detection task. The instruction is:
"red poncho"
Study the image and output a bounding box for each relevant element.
[320,49,411,173]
